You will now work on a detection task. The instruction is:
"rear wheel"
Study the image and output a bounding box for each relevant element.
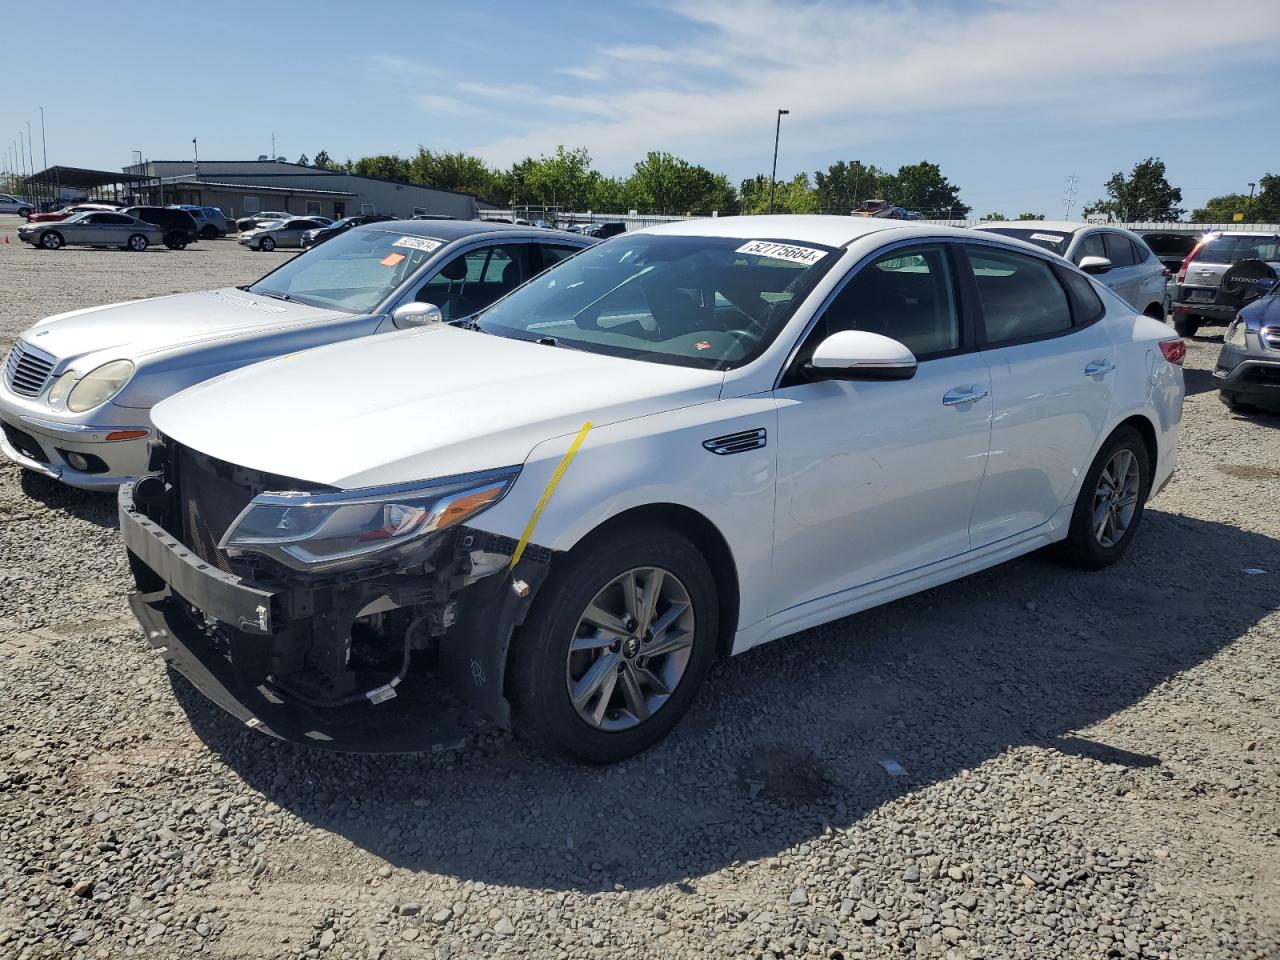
[1060,426,1151,570]
[259,236,276,252]
[164,231,187,250]
[511,526,718,763]
[1172,315,1201,337]
[200,225,219,240]
[17,207,32,219]
[127,234,149,252]
[39,231,62,250]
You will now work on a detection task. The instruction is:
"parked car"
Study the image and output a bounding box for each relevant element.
[239,217,331,251]
[586,221,626,239]
[301,214,398,248]
[0,221,593,489]
[25,202,126,224]
[172,205,230,239]
[16,211,164,252]
[235,211,291,232]
[122,206,200,249]
[972,221,1168,319]
[411,214,457,221]
[1215,280,1280,412]
[116,215,1183,761]
[1169,231,1280,338]
[0,193,34,218]
[1140,231,1201,275]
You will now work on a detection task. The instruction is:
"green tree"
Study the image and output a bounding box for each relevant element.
[1083,157,1184,222]
[1016,212,1045,220]
[312,150,333,170]
[296,153,310,167]
[625,152,735,215]
[981,212,1008,221]
[586,175,629,212]
[814,161,889,214]
[408,148,506,202]
[739,173,816,214]
[1193,174,1280,222]
[514,146,600,210]
[884,161,969,217]
[351,154,412,181]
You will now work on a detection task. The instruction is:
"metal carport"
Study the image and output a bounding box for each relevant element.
[22,165,160,212]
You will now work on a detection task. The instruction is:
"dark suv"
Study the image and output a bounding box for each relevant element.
[122,206,200,250]
[1172,231,1280,337]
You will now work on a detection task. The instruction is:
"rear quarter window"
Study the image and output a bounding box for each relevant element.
[1054,266,1106,325]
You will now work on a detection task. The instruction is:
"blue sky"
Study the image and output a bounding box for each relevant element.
[4,0,1279,216]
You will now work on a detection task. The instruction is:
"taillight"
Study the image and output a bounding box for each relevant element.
[1177,239,1205,284]
[1159,338,1187,365]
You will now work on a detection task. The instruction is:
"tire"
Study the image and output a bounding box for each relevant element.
[200,225,218,240]
[127,234,149,252]
[1059,425,1151,570]
[1172,316,1201,338]
[17,207,32,219]
[1143,304,1164,321]
[259,236,275,252]
[39,231,62,250]
[164,232,187,250]
[511,525,718,763]
[1220,391,1257,415]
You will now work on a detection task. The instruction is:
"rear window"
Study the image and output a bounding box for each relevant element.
[1192,235,1280,265]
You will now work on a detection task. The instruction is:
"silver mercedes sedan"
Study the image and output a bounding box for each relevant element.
[0,221,593,489]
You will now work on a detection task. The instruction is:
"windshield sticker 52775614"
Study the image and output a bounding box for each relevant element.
[736,240,829,266]
[392,236,444,253]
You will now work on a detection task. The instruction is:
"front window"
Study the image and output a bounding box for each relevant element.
[980,227,1072,256]
[247,227,443,313]
[476,235,840,370]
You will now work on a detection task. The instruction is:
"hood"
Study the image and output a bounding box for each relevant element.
[21,289,347,371]
[152,325,724,489]
[1241,292,1280,327]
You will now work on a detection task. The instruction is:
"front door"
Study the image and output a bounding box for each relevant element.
[960,244,1115,546]
[770,243,993,614]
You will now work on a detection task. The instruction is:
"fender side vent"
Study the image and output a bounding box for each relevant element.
[702,428,766,456]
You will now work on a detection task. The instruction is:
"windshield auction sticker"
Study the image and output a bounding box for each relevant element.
[736,240,829,265]
[1030,233,1065,243]
[392,236,444,253]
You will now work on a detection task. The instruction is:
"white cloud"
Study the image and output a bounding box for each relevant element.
[464,0,1280,173]
[414,94,469,115]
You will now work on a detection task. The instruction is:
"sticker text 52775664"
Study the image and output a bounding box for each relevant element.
[736,240,829,266]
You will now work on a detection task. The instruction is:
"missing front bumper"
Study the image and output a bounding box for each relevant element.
[119,479,552,753]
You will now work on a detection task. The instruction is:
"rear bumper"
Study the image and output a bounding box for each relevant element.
[1172,300,1236,323]
[119,478,551,752]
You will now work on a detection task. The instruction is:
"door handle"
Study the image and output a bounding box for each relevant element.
[1084,360,1114,377]
[942,386,988,406]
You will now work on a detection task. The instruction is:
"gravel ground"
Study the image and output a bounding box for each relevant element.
[0,213,1277,960]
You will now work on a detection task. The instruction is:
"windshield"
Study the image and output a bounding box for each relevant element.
[980,227,1072,256]
[247,228,442,313]
[1192,235,1280,265]
[477,234,840,370]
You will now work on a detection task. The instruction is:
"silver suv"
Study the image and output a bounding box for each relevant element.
[1171,231,1280,337]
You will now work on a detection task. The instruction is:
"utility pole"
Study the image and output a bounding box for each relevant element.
[193,137,199,175]
[768,109,789,214]
[1063,172,1080,220]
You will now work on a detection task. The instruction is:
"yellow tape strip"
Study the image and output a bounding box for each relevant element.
[510,421,593,568]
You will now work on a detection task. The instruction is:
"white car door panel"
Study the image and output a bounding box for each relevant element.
[962,245,1115,547]
[769,243,992,614]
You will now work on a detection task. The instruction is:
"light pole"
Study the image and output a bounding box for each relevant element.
[1247,182,1257,218]
[768,108,789,214]
[26,121,34,173]
[38,107,47,170]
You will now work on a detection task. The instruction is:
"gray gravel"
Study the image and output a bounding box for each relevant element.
[1,214,1277,959]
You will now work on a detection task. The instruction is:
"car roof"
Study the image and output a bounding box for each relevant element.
[641,214,926,246]
[363,219,586,242]
[972,220,1089,234]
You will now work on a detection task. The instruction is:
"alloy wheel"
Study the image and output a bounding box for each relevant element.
[565,566,695,732]
[1092,448,1140,548]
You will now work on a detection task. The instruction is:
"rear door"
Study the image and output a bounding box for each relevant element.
[770,242,993,611]
[961,244,1115,546]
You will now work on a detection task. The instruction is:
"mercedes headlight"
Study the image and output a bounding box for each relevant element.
[65,360,134,413]
[219,467,519,571]
[1224,318,1247,348]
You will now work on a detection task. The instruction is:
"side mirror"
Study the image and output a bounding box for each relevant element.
[392,301,444,329]
[1078,255,1112,275]
[804,330,918,382]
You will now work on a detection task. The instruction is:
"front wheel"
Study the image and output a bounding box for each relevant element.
[39,231,63,250]
[127,234,149,252]
[164,232,187,250]
[1173,316,1201,338]
[1059,426,1151,570]
[18,207,32,219]
[511,526,718,763]
[258,236,275,252]
[200,225,219,240]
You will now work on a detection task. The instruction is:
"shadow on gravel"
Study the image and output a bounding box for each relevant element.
[172,509,1279,892]
[19,471,117,528]
[1181,366,1220,398]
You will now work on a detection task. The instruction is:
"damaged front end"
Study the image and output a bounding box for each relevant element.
[119,440,551,751]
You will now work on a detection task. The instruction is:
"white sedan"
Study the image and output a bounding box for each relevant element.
[120,215,1184,762]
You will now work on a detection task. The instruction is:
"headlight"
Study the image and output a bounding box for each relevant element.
[1224,318,1247,348]
[219,467,520,571]
[66,360,134,413]
[47,371,75,406]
